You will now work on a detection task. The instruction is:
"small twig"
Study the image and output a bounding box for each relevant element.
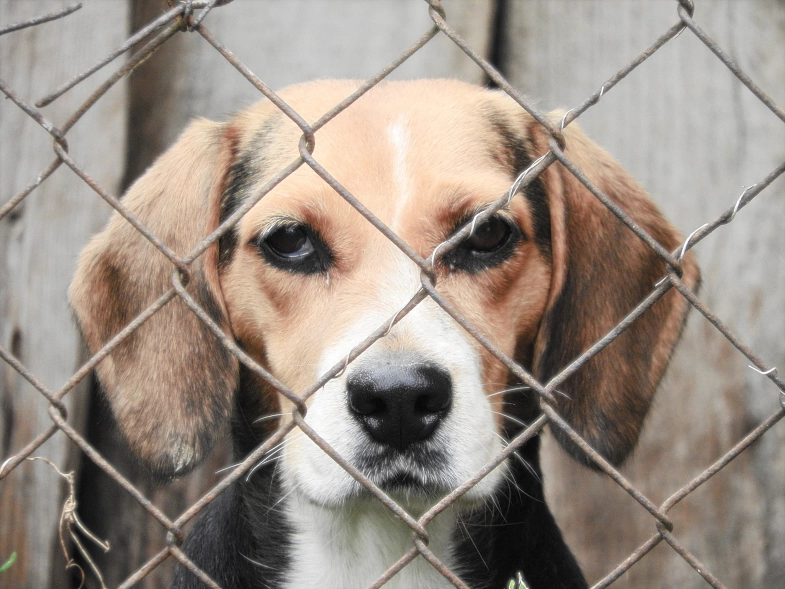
[26,457,110,589]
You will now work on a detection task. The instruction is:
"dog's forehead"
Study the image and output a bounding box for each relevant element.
[229,80,530,238]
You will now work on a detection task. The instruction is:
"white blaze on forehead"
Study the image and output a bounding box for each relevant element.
[389,116,412,230]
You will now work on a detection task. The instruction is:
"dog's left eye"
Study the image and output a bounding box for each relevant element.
[256,223,332,274]
[442,215,522,273]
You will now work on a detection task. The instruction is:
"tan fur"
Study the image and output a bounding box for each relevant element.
[70,79,699,478]
[70,120,238,476]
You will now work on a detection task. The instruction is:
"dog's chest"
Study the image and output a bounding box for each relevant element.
[282,495,458,589]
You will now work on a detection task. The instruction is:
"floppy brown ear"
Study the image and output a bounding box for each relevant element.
[70,119,239,479]
[529,120,700,467]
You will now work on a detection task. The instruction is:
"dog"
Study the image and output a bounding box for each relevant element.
[70,79,699,589]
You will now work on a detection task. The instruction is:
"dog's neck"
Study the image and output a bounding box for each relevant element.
[281,491,459,589]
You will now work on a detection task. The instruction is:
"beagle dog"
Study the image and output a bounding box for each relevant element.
[70,79,699,589]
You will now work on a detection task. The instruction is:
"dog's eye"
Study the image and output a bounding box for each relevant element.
[464,216,511,253]
[442,215,522,273]
[256,223,332,274]
[266,225,314,258]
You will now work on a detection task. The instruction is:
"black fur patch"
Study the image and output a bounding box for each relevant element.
[453,434,588,589]
[219,117,282,268]
[171,472,292,589]
[172,366,292,588]
[485,108,552,260]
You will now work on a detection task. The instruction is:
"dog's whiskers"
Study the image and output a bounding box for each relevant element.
[246,435,300,482]
[253,412,286,424]
[245,452,283,482]
[491,410,529,431]
[215,461,244,475]
[499,467,530,507]
[215,434,294,481]
[487,384,532,399]
[492,431,543,487]
[456,512,489,570]
[241,552,275,570]
[263,485,298,517]
[239,554,278,589]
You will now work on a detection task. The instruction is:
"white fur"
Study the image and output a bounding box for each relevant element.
[389,117,412,230]
[282,250,504,507]
[283,496,458,589]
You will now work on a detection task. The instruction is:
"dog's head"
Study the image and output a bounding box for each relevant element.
[70,80,698,507]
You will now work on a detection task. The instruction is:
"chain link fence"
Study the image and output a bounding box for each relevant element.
[1,0,784,588]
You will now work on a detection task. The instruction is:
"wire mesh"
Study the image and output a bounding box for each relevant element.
[1,1,783,588]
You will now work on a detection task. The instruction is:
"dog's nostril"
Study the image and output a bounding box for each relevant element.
[414,390,450,414]
[350,395,386,417]
[347,363,452,451]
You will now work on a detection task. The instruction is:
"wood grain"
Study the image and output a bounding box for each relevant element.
[0,1,128,588]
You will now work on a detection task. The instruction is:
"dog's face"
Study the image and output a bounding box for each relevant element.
[221,83,551,506]
[70,80,698,509]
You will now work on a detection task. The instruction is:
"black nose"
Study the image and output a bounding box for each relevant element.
[347,363,452,451]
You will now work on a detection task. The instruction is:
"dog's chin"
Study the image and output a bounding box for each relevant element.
[371,467,500,513]
[293,457,500,513]
[298,472,457,514]
[378,471,434,492]
[288,433,507,510]
[291,468,453,511]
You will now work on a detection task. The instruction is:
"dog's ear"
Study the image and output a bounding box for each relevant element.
[528,120,700,467]
[70,119,239,479]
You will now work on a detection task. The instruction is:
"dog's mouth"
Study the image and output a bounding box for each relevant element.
[378,471,424,490]
[373,469,447,503]
[355,443,452,496]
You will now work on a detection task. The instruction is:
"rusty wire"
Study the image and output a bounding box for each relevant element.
[1,0,784,588]
[0,2,82,37]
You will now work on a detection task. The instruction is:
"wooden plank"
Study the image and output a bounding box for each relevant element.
[0,1,129,588]
[500,1,785,587]
[124,0,497,181]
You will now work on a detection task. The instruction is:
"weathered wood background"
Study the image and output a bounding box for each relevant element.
[1,1,782,588]
[0,1,128,587]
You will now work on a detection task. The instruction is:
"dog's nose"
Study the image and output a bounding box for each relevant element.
[347,364,452,451]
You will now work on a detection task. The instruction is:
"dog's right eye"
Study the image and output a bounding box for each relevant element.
[266,225,314,258]
[256,223,332,274]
